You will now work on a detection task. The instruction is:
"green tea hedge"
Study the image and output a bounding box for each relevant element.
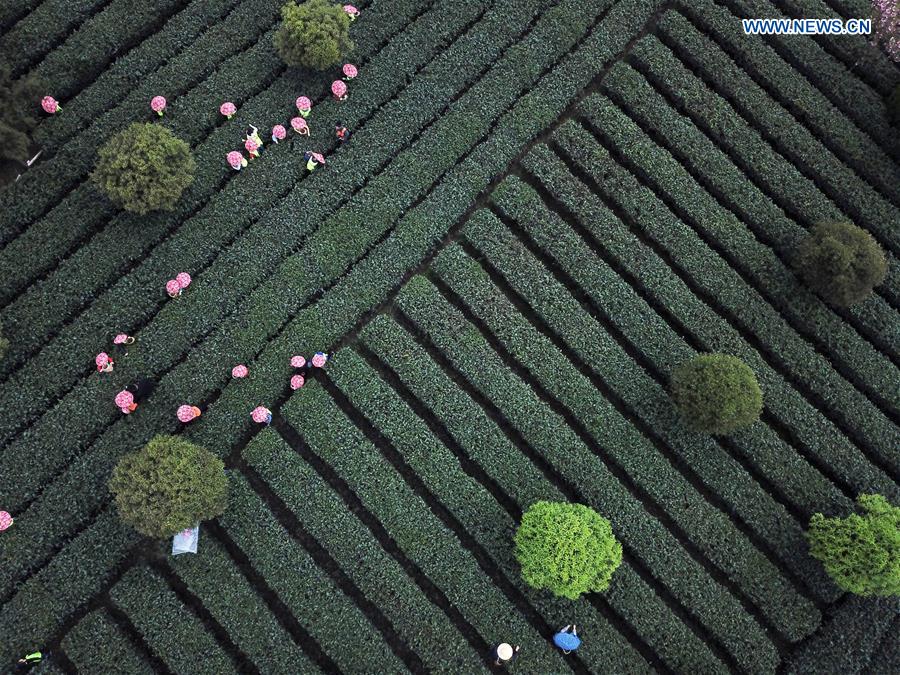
[359,315,727,673]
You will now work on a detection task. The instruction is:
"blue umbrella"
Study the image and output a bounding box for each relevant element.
[553,631,581,651]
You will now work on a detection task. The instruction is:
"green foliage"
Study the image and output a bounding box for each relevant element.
[889,85,900,127]
[275,0,353,70]
[793,221,887,307]
[109,435,228,538]
[671,353,762,435]
[0,63,42,164]
[0,325,7,360]
[514,501,623,600]
[91,122,195,214]
[807,494,900,597]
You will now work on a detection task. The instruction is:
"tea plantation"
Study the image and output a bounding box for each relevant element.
[0,0,898,672]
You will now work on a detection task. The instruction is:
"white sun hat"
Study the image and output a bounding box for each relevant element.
[497,643,513,661]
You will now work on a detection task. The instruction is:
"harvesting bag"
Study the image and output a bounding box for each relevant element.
[172,524,200,555]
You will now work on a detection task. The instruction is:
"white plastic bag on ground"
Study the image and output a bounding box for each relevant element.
[172,524,199,555]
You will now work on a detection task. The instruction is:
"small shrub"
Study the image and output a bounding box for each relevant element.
[92,122,195,214]
[275,0,353,70]
[109,435,228,538]
[807,494,900,597]
[793,221,887,307]
[671,353,762,435]
[0,64,42,164]
[514,501,622,600]
[888,84,900,127]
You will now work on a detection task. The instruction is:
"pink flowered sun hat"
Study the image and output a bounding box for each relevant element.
[115,390,134,409]
[342,63,358,79]
[311,352,328,368]
[331,80,347,98]
[0,511,12,531]
[290,117,308,132]
[151,96,167,115]
[41,96,60,114]
[245,138,259,152]
[166,279,181,297]
[232,364,249,378]
[290,374,305,390]
[310,152,325,164]
[220,101,236,118]
[113,334,129,345]
[272,124,287,140]
[95,352,110,370]
[227,151,243,169]
[290,355,306,368]
[177,405,198,423]
[295,96,312,112]
[343,4,360,16]
[176,272,191,289]
[251,406,270,423]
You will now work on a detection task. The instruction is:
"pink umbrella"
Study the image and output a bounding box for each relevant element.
[342,63,358,79]
[232,364,249,378]
[290,117,308,133]
[41,96,60,114]
[220,101,237,119]
[290,355,306,368]
[295,96,312,112]
[151,96,167,116]
[311,352,328,368]
[0,511,12,532]
[251,406,271,423]
[176,272,191,289]
[310,152,325,165]
[227,150,244,169]
[272,124,286,143]
[290,374,305,390]
[166,279,181,297]
[115,390,134,409]
[177,405,198,423]
[331,80,347,99]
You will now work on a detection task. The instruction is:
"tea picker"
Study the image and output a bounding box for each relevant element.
[493,643,520,666]
[553,625,581,654]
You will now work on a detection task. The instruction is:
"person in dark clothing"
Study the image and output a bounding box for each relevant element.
[335,122,350,143]
[126,377,156,404]
[111,333,135,359]
[300,351,334,376]
[492,643,520,666]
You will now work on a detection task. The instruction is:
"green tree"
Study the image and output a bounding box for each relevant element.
[671,353,762,435]
[793,221,887,307]
[92,122,195,214]
[275,0,352,70]
[808,494,900,597]
[0,63,42,164]
[109,435,228,538]
[514,501,622,600]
